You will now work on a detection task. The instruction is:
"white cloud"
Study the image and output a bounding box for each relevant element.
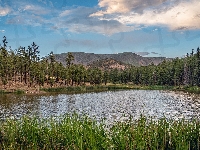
[5,0,200,36]
[136,52,150,56]
[0,6,11,16]
[56,7,135,35]
[59,10,72,17]
[90,0,200,31]
[90,0,168,16]
[112,0,200,30]
[38,0,47,5]
[23,4,50,15]
[6,2,53,27]
[66,22,134,35]
[0,30,5,33]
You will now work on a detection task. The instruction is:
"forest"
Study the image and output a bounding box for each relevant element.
[0,36,199,90]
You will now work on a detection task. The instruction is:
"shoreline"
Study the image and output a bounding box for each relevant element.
[0,84,199,95]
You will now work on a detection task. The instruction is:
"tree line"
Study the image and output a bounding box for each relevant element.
[0,36,199,89]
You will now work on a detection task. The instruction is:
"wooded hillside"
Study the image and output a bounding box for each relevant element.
[0,36,199,93]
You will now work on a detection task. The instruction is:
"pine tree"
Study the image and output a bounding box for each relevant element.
[66,52,74,67]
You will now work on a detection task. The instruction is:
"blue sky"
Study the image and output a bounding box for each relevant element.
[1,0,200,58]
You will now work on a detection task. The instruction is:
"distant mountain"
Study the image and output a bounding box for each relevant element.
[54,52,172,68]
[88,58,129,70]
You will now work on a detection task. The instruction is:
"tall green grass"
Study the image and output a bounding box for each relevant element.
[182,86,200,94]
[14,89,25,94]
[0,90,5,94]
[0,89,25,95]
[0,114,199,149]
[41,85,134,94]
[41,85,177,95]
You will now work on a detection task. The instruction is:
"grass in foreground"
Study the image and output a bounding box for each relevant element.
[0,114,199,150]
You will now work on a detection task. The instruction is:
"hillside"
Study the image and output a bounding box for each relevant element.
[54,52,171,67]
[88,58,129,70]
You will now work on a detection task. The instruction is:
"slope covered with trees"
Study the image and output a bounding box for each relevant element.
[53,52,171,67]
[0,36,199,93]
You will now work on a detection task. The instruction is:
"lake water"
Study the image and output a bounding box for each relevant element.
[0,90,200,123]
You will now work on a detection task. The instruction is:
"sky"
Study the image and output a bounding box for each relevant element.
[1,0,200,58]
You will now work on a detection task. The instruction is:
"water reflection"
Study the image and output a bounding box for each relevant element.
[0,90,199,123]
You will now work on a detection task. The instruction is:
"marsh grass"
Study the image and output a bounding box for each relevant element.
[14,90,25,94]
[41,85,134,94]
[0,90,11,94]
[183,86,200,94]
[0,114,199,149]
[0,89,25,95]
[0,90,5,94]
[0,84,192,95]
[41,85,177,95]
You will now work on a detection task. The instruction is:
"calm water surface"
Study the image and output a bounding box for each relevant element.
[0,90,200,123]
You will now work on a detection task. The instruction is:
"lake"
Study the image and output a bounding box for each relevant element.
[0,90,200,123]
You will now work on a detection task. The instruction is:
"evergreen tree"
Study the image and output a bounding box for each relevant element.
[66,52,74,67]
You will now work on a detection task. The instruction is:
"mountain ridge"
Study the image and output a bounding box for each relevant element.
[54,52,172,67]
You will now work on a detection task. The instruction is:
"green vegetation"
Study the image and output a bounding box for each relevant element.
[0,36,200,90]
[0,90,5,94]
[0,89,25,94]
[0,36,200,149]
[181,86,200,94]
[14,89,25,94]
[40,85,189,95]
[1,36,200,94]
[41,85,134,94]
[40,84,173,94]
[0,114,199,149]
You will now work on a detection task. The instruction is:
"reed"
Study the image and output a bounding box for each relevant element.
[0,90,5,94]
[183,86,200,94]
[0,114,199,149]
[41,85,133,94]
[14,90,25,94]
